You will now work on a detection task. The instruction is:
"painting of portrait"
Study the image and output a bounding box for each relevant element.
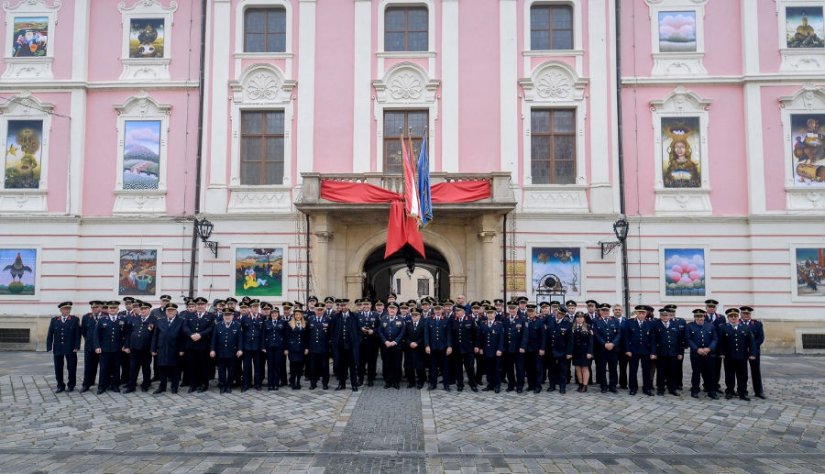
[0,248,36,296]
[118,249,158,296]
[664,248,706,297]
[795,248,825,297]
[786,7,825,48]
[531,247,581,298]
[234,247,283,297]
[791,113,825,186]
[129,18,165,58]
[123,120,161,190]
[658,11,696,53]
[661,117,701,188]
[4,120,43,189]
[11,17,48,57]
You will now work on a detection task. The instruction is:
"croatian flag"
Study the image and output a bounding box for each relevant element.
[417,133,432,227]
[401,135,420,220]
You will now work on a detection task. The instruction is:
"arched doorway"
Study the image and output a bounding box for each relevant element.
[362,244,450,303]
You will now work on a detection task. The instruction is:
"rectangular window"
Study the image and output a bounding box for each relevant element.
[531,109,575,184]
[383,110,428,174]
[385,6,428,52]
[530,4,573,50]
[244,7,286,53]
[240,110,284,185]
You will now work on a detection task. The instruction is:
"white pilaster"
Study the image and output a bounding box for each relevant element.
[742,0,760,75]
[69,0,89,215]
[744,84,766,214]
[588,0,612,213]
[205,0,231,213]
[353,0,371,173]
[296,0,317,181]
[500,0,518,181]
[441,0,459,172]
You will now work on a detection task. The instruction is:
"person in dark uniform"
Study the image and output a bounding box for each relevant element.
[286,309,309,389]
[151,303,186,394]
[614,304,629,389]
[330,300,361,391]
[502,303,527,393]
[149,295,172,382]
[80,300,104,391]
[357,299,380,387]
[425,304,452,391]
[450,305,479,392]
[666,305,687,390]
[524,303,544,393]
[404,309,427,388]
[686,309,718,399]
[123,301,156,393]
[210,308,242,394]
[239,302,264,391]
[94,301,128,394]
[308,305,331,390]
[117,297,137,385]
[262,303,286,390]
[704,299,725,394]
[654,307,683,396]
[740,306,765,399]
[571,312,594,392]
[183,297,214,393]
[379,302,406,389]
[544,307,573,393]
[594,303,621,393]
[46,302,80,393]
[623,305,657,396]
[478,305,504,393]
[719,308,756,400]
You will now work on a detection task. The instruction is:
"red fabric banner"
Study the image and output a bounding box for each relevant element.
[320,180,399,203]
[384,201,426,259]
[431,180,491,203]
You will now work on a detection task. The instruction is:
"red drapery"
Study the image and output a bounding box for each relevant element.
[319,179,492,259]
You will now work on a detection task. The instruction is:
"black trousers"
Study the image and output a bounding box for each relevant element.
[243,350,264,388]
[186,349,211,389]
[288,359,305,386]
[548,355,569,389]
[724,357,749,396]
[280,355,288,386]
[675,351,685,388]
[474,352,485,384]
[714,356,723,392]
[485,356,501,388]
[82,351,98,387]
[308,352,330,386]
[53,352,77,389]
[629,354,652,391]
[358,339,378,382]
[264,349,283,388]
[690,354,715,393]
[157,364,180,390]
[120,351,130,384]
[524,352,542,389]
[451,352,476,387]
[233,357,243,385]
[656,355,679,392]
[99,352,120,390]
[336,348,358,387]
[381,346,403,385]
[405,350,426,386]
[128,349,152,389]
[503,352,525,388]
[618,352,629,388]
[749,357,763,395]
[597,349,619,389]
[428,350,449,386]
[217,357,235,389]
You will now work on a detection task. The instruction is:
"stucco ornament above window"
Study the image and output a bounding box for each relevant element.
[373,62,439,106]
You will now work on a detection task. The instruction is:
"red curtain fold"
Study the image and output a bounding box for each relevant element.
[431,180,491,203]
[384,200,426,259]
[320,180,400,203]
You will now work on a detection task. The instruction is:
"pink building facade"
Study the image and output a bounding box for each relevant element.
[0,0,821,352]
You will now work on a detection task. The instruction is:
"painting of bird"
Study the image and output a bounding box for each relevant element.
[3,252,33,281]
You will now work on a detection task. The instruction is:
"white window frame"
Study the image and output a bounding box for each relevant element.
[377,0,436,72]
[658,244,711,303]
[0,91,52,213]
[372,61,439,174]
[523,0,583,71]
[649,86,712,215]
[777,0,825,72]
[0,245,42,300]
[790,242,825,302]
[2,0,61,80]
[114,246,162,300]
[779,84,825,211]
[113,90,171,215]
[233,0,293,77]
[226,243,289,299]
[645,0,708,77]
[228,63,295,213]
[526,242,587,301]
[118,0,177,81]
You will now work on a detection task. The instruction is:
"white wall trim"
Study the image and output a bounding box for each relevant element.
[352,0,372,173]
[440,0,459,173]
[295,0,316,184]
[501,0,519,182]
[204,0,232,213]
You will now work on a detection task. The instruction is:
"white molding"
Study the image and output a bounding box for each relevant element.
[2,0,61,80]
[205,0,231,213]
[526,242,587,300]
[522,0,584,76]
[744,83,766,213]
[789,242,825,302]
[227,186,292,213]
[441,0,459,173]
[501,0,519,182]
[0,245,41,300]
[114,245,162,299]
[776,0,825,72]
[113,189,167,214]
[372,61,439,173]
[778,84,825,210]
[587,0,611,213]
[227,243,289,299]
[295,0,315,184]
[233,0,292,79]
[742,0,760,75]
[0,189,46,212]
[67,88,85,215]
[377,0,436,73]
[658,243,711,303]
[117,0,178,81]
[519,61,588,189]
[650,86,712,215]
[645,0,708,77]
[0,90,52,210]
[352,0,371,173]
[522,185,588,213]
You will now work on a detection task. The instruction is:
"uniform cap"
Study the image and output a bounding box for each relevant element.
[739,306,754,313]
[249,299,261,306]
[194,296,208,304]
[261,302,273,310]
[692,309,707,316]
[324,296,335,303]
[540,301,551,308]
[725,308,740,316]
[282,302,293,308]
[57,301,73,309]
[223,308,235,316]
[225,297,238,304]
[140,302,152,309]
[307,295,318,303]
[526,304,537,311]
[160,294,172,301]
[585,300,598,306]
[123,297,135,303]
[493,299,505,304]
[705,299,719,306]
[484,305,496,313]
[165,303,179,310]
[565,300,577,307]
[386,302,399,309]
[598,303,611,310]
[454,305,466,312]
[517,296,529,303]
[89,300,103,306]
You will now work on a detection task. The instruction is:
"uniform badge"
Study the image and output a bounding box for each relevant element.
[148,324,154,331]
[395,321,402,326]
[492,330,497,335]
[516,324,522,330]
[383,322,388,328]
[118,320,125,327]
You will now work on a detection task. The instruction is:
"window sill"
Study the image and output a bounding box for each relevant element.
[779,48,825,72]
[376,51,437,59]
[228,186,293,213]
[119,57,171,81]
[234,52,293,60]
[522,184,587,213]
[522,49,583,57]
[651,52,707,77]
[0,189,48,213]
[1,57,54,80]
[113,189,167,214]
[654,187,711,216]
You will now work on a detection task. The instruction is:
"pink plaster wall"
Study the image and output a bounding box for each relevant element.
[36,93,71,212]
[757,0,781,73]
[704,0,742,76]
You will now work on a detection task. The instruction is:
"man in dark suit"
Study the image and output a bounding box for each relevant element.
[378,302,406,389]
[151,303,185,394]
[705,299,725,393]
[94,301,128,394]
[330,299,361,391]
[123,301,156,393]
[46,302,81,392]
[183,297,214,392]
[478,305,504,393]
[211,308,243,394]
[740,306,765,398]
[719,308,756,401]
[686,309,718,399]
[544,307,573,393]
[623,305,657,396]
[80,300,104,391]
[357,299,380,387]
[425,303,452,391]
[404,309,427,388]
[594,303,622,393]
[307,304,331,390]
[450,305,479,392]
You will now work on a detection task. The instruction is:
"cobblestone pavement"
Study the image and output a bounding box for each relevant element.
[1,352,824,473]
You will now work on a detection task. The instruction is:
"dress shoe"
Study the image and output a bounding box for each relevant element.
[644,390,654,396]
[170,388,178,394]
[609,388,618,394]
[309,384,317,390]
[559,387,566,394]
[394,383,400,389]
[367,381,374,387]
[547,386,556,392]
[416,384,424,389]
[494,386,501,393]
[292,385,299,390]
[669,390,680,396]
[690,391,699,398]
[739,395,751,401]
[187,387,197,393]
[582,386,588,392]
[443,386,451,392]
[600,387,608,393]
[407,383,416,388]
[197,387,207,393]
[657,390,665,396]
[384,384,392,389]
[470,385,479,393]
[755,393,766,399]
[80,386,90,393]
[352,386,358,392]
[67,387,75,392]
[55,387,65,393]
[226,387,232,393]
[482,386,493,391]
[629,389,637,395]
[152,388,165,394]
[141,386,150,392]
[428,384,436,390]
[241,387,249,393]
[123,387,135,394]
[272,386,278,391]
[180,382,189,387]
[456,385,464,392]
[323,384,329,390]
[96,388,106,394]
[576,385,583,393]
[533,387,541,394]
[268,387,274,391]
[255,385,262,390]
[725,393,734,400]
[110,387,120,393]
[506,386,515,392]
[708,392,719,399]
[516,387,523,394]
[357,378,364,386]
[335,384,345,391]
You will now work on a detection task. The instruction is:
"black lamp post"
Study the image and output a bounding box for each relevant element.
[195,218,218,258]
[600,216,629,258]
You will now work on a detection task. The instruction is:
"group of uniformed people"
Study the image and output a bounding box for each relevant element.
[46,294,765,400]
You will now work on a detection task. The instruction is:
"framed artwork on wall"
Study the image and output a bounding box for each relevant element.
[116,248,159,297]
[0,247,39,298]
[660,246,708,300]
[233,247,284,298]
